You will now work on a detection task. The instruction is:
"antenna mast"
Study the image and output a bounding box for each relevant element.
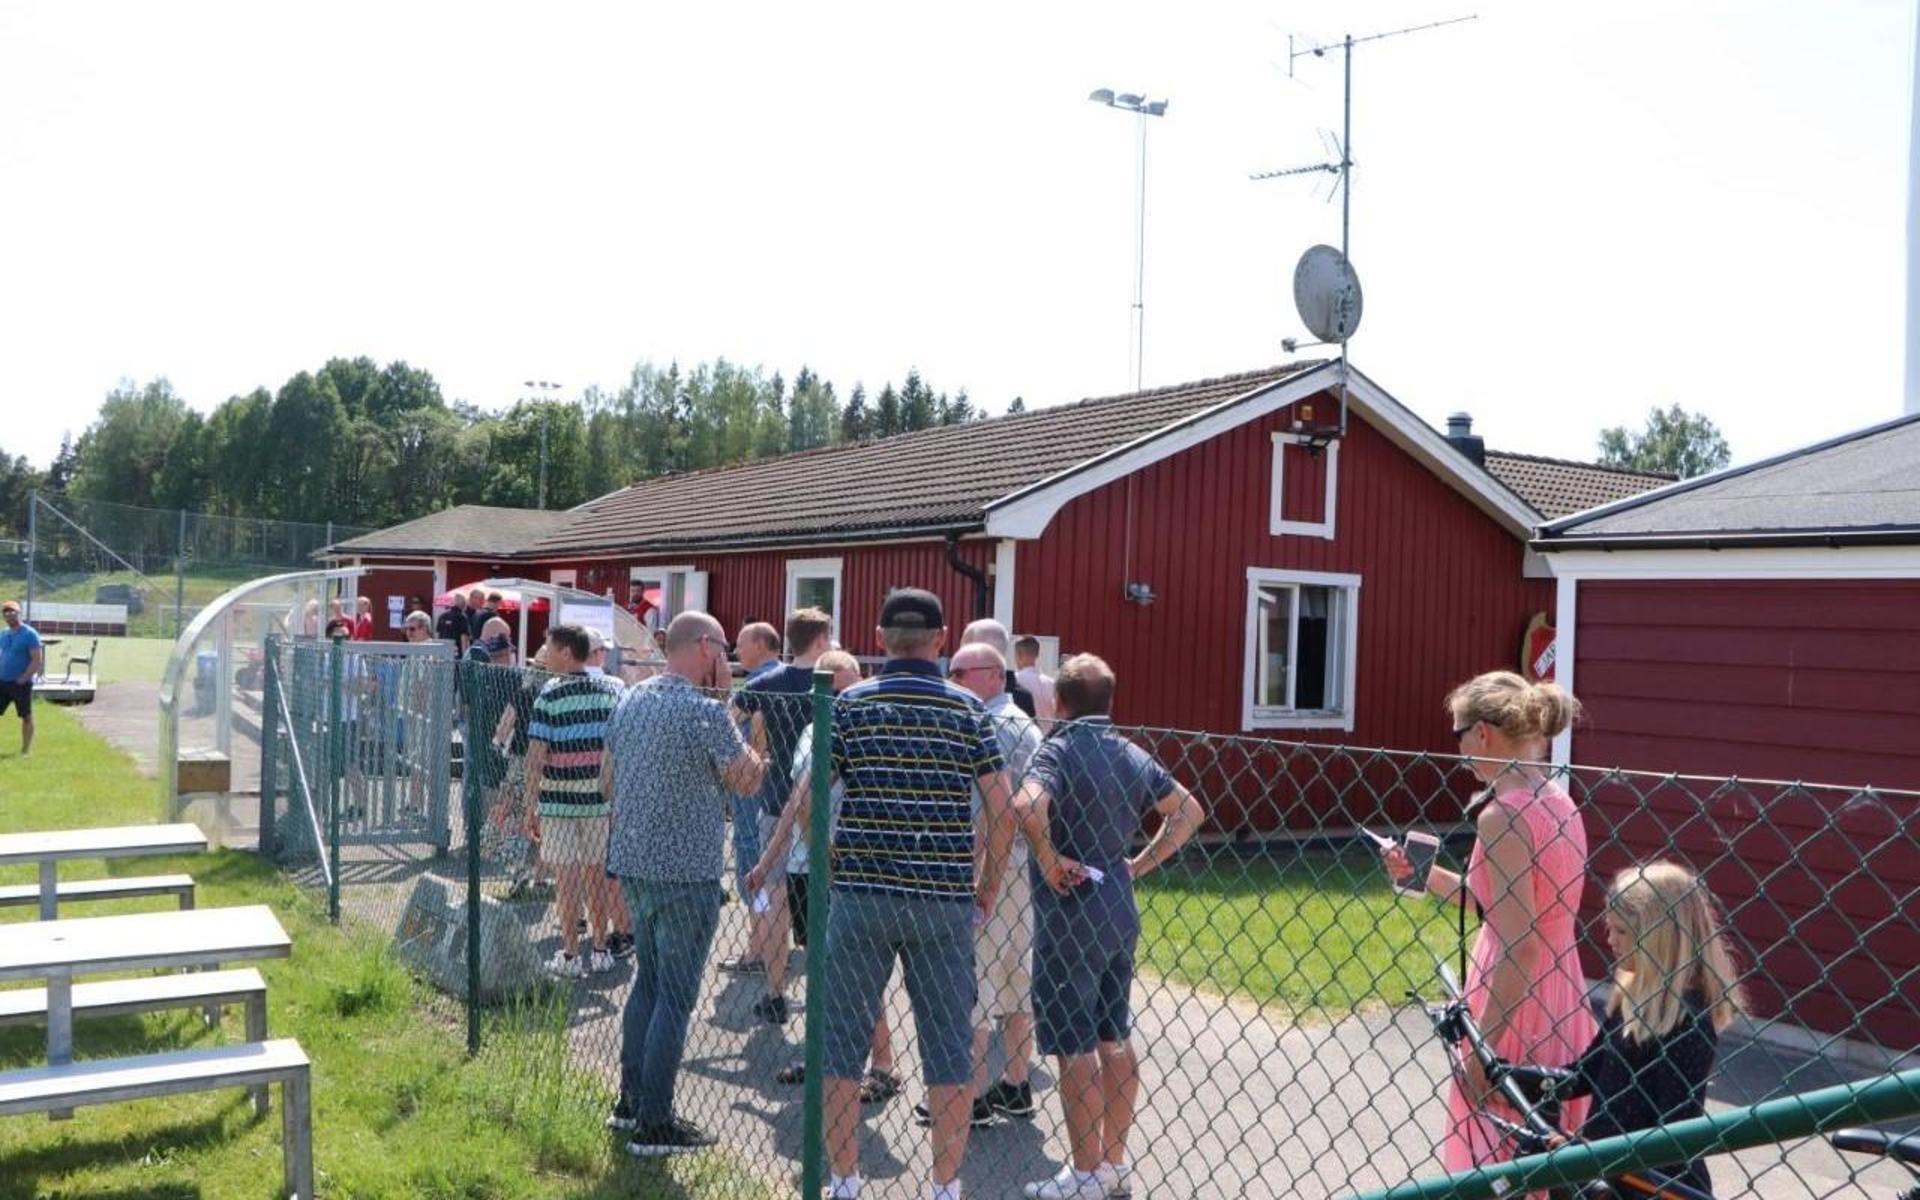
[1254,15,1477,423]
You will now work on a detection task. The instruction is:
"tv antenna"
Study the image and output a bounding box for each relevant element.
[1252,13,1477,436]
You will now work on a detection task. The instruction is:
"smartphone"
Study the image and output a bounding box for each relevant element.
[1397,830,1441,898]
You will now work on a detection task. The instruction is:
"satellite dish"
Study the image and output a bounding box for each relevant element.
[1292,244,1364,344]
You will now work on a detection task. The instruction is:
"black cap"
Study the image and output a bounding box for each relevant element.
[878,587,944,631]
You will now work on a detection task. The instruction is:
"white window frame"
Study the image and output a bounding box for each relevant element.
[629,564,702,627]
[784,557,844,644]
[1241,567,1361,732]
[1269,432,1339,540]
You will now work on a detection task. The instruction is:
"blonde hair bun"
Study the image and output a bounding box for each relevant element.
[1446,671,1583,742]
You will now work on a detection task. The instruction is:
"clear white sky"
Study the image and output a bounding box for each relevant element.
[1,0,1912,469]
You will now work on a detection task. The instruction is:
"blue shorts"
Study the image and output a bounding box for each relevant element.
[822,889,975,1087]
[1033,932,1136,1057]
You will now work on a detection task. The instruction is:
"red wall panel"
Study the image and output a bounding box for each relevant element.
[534,540,996,658]
[1571,578,1920,1047]
[1013,407,1552,748]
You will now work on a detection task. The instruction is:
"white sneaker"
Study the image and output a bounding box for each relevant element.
[1024,1167,1107,1200]
[1102,1163,1131,1198]
[547,950,585,979]
[589,949,615,975]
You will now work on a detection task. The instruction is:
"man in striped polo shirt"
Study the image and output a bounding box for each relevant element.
[525,623,624,978]
[822,588,1016,1200]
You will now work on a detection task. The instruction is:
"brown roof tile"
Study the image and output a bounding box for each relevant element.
[1483,452,1674,520]
[543,362,1329,553]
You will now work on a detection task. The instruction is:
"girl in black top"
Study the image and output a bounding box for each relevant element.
[1550,861,1744,1198]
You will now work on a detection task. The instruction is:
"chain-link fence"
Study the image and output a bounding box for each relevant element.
[257,642,1920,1199]
[11,492,371,639]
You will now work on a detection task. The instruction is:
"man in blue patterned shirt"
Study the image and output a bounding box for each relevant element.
[821,588,1015,1200]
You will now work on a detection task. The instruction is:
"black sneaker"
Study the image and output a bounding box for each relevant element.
[607,931,635,960]
[627,1117,717,1157]
[751,994,788,1024]
[982,1079,1036,1119]
[606,1097,637,1132]
[912,1098,996,1128]
[717,955,765,975]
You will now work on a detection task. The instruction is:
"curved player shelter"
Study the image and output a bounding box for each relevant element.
[159,567,368,837]
[160,569,662,843]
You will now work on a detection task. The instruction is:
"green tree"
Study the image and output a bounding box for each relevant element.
[900,369,936,431]
[44,434,79,493]
[267,371,349,521]
[154,412,210,511]
[841,384,872,442]
[939,389,976,425]
[69,378,191,507]
[874,383,902,438]
[0,445,43,538]
[204,389,275,517]
[1598,404,1732,479]
[1007,396,1026,414]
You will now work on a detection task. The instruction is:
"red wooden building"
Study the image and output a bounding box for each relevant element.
[1536,412,1920,1049]
[327,360,1664,760]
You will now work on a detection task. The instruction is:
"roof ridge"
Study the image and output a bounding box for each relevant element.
[1484,449,1676,480]
[602,360,1328,494]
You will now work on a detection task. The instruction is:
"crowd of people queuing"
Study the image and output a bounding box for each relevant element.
[300,583,1746,1200]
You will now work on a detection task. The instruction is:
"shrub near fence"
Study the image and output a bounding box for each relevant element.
[257,644,1920,1200]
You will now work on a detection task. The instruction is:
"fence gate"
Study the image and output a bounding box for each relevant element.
[265,635,456,860]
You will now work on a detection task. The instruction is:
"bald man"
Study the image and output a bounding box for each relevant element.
[960,618,1038,721]
[602,611,765,1154]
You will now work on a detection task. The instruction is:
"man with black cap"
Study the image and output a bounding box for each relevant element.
[818,587,1016,1200]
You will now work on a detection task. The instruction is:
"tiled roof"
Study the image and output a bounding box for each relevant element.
[1482,452,1673,520]
[542,362,1329,553]
[1541,413,1920,541]
[324,505,576,558]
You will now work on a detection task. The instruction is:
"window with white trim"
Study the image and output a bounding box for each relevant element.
[629,565,704,633]
[784,557,844,644]
[1242,568,1360,731]
[1270,432,1338,539]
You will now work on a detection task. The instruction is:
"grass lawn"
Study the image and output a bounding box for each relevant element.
[35,635,178,686]
[0,706,771,1199]
[1,567,263,640]
[1136,843,1471,1016]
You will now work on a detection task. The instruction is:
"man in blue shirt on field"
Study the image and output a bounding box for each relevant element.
[0,600,44,757]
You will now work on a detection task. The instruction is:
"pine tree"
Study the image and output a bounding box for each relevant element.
[941,389,975,424]
[45,433,79,492]
[841,384,873,442]
[1007,396,1026,414]
[874,383,902,437]
[900,369,936,431]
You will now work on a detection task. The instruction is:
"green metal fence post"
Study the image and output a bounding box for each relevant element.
[1346,1067,1920,1200]
[174,506,187,639]
[800,669,833,1200]
[326,635,344,924]
[461,659,483,1055]
[259,637,280,860]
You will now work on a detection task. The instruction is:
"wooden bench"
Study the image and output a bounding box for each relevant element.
[0,1039,313,1199]
[0,968,269,1112]
[0,874,196,912]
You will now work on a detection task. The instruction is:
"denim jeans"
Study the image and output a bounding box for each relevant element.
[730,793,763,900]
[618,878,723,1124]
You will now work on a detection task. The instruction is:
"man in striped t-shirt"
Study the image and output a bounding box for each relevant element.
[821,588,1015,1200]
[526,623,624,978]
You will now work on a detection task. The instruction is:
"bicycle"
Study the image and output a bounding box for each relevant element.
[1830,1127,1920,1200]
[1416,958,1715,1200]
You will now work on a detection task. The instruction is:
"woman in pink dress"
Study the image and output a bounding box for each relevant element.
[1387,671,1596,1172]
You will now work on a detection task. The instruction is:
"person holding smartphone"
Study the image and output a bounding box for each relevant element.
[1382,671,1594,1175]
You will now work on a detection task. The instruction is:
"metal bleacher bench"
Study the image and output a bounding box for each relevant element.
[0,874,196,911]
[0,968,271,1109]
[0,1039,313,1199]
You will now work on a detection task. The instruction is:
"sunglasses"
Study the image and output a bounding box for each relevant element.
[947,665,995,679]
[1452,718,1479,740]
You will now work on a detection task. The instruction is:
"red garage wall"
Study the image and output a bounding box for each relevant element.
[353,560,437,643]
[1571,578,1920,1048]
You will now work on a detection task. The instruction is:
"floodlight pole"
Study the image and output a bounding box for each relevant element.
[1090,90,1169,393]
[522,380,563,509]
[23,492,35,620]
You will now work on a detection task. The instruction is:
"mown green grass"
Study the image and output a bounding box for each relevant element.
[32,635,177,686]
[0,706,774,1199]
[1135,843,1471,1016]
[0,567,261,640]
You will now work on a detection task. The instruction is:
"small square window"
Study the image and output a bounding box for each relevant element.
[1244,569,1359,731]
